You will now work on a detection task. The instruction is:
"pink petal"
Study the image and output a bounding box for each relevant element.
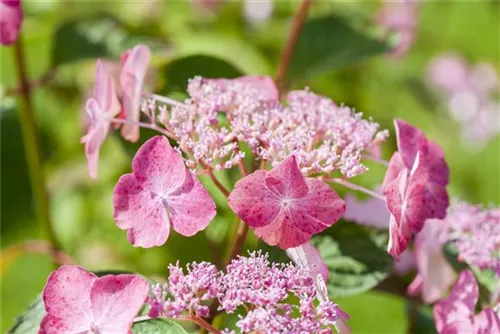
[410,220,454,303]
[344,191,390,229]
[289,178,346,235]
[38,315,58,334]
[382,152,405,192]
[83,99,110,179]
[230,155,344,249]
[167,172,217,236]
[41,265,97,333]
[474,309,500,334]
[120,44,151,142]
[286,242,329,282]
[385,153,430,259]
[0,0,23,45]
[90,275,149,333]
[395,248,416,275]
[228,170,282,228]
[394,119,427,169]
[387,214,411,261]
[422,181,449,220]
[253,212,311,249]
[266,155,308,198]
[113,174,170,248]
[434,270,479,333]
[449,270,479,314]
[132,136,187,196]
[94,60,121,118]
[394,119,450,186]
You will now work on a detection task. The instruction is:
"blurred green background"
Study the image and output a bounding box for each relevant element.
[1,1,499,333]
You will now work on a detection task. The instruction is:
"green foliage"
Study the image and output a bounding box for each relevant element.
[286,15,389,83]
[162,55,242,93]
[7,296,44,334]
[51,17,124,66]
[313,222,393,298]
[132,319,188,334]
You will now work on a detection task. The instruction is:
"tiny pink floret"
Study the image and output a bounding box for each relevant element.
[39,265,149,334]
[228,155,345,249]
[113,136,216,248]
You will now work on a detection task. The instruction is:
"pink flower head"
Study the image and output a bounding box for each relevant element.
[0,0,23,45]
[228,155,346,249]
[113,136,216,248]
[81,60,121,179]
[39,265,149,334]
[407,219,454,303]
[433,270,500,334]
[383,119,449,259]
[120,44,151,142]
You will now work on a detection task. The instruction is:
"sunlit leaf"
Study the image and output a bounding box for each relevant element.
[313,221,393,298]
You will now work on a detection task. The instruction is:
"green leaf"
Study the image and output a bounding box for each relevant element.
[286,15,389,83]
[313,221,393,298]
[443,242,469,273]
[171,33,272,75]
[132,318,188,334]
[7,296,44,334]
[162,55,242,93]
[51,16,126,66]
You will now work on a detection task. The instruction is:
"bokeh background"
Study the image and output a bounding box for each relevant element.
[1,1,499,333]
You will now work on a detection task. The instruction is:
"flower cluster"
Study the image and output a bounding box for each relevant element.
[147,252,348,333]
[137,76,387,177]
[428,54,500,147]
[441,201,500,275]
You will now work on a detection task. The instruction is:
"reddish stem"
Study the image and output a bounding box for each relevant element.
[275,0,313,90]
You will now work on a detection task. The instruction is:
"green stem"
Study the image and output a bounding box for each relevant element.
[13,38,60,254]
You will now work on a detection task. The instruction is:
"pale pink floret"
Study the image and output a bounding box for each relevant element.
[113,136,216,248]
[407,219,454,303]
[433,270,500,334]
[228,155,345,249]
[343,189,390,229]
[0,0,23,45]
[39,265,149,334]
[120,44,151,142]
[81,60,121,179]
[383,119,449,259]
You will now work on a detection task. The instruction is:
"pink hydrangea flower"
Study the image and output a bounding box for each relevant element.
[228,155,346,249]
[433,270,500,334]
[81,60,121,179]
[120,44,151,142]
[383,119,449,259]
[0,0,23,45]
[113,136,216,248]
[407,219,454,303]
[39,265,149,334]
